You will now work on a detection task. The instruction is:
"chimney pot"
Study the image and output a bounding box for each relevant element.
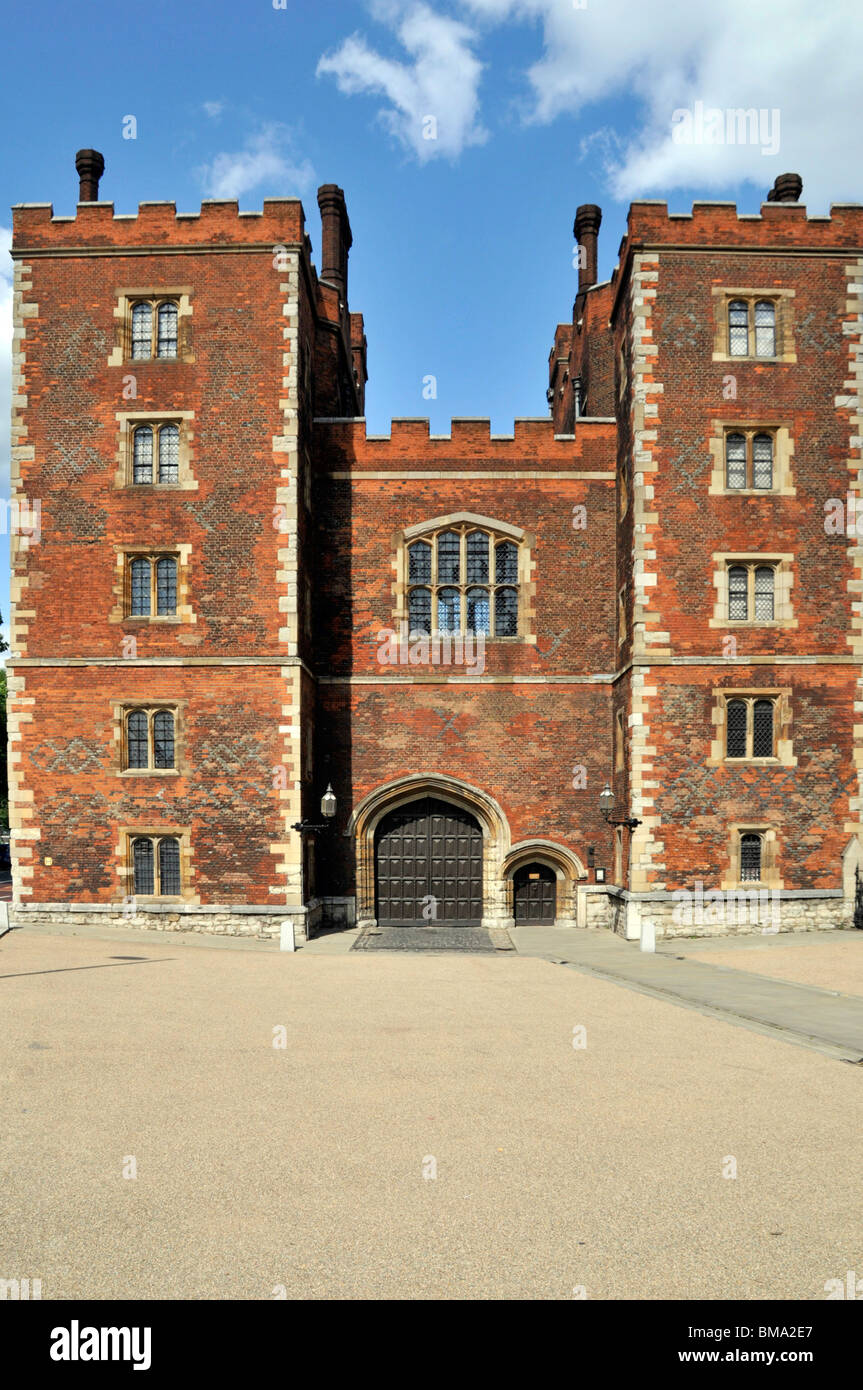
[573,203,602,293]
[317,184,352,304]
[75,149,105,202]
[767,172,803,203]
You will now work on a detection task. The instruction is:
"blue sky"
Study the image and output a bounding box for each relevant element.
[2,0,862,661]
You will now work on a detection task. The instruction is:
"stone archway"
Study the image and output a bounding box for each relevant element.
[348,774,512,929]
[502,840,585,928]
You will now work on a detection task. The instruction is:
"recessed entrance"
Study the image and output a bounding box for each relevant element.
[375,796,483,926]
[512,863,557,924]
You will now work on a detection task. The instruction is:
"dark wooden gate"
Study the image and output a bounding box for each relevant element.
[375,797,483,926]
[512,863,557,924]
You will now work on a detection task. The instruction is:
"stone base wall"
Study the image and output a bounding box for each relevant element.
[583,888,854,939]
[10,904,306,942]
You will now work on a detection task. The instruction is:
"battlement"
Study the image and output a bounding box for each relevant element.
[313,416,616,469]
[11,198,307,251]
[620,198,863,257]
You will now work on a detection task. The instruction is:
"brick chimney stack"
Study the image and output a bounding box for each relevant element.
[75,149,105,203]
[767,172,803,203]
[574,204,602,293]
[316,184,352,304]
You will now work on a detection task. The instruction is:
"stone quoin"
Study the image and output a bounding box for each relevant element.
[7,157,863,941]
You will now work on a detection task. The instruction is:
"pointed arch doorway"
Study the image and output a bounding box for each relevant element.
[375,796,483,926]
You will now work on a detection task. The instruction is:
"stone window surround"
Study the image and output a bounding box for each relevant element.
[116,824,198,904]
[708,686,796,767]
[708,419,796,497]
[393,512,536,644]
[709,552,797,629]
[617,584,627,647]
[722,824,781,891]
[711,287,796,364]
[113,410,197,491]
[109,544,195,626]
[111,700,187,776]
[108,288,194,366]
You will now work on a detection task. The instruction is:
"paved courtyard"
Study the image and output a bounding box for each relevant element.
[1,926,862,1300]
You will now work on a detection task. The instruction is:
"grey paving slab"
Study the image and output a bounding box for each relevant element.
[353,925,498,952]
[510,926,863,1061]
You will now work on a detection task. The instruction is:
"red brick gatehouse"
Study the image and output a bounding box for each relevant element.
[7,155,863,940]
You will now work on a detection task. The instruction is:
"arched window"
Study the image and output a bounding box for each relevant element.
[133,836,154,894]
[157,302,178,359]
[752,433,773,489]
[725,433,746,489]
[404,522,523,639]
[131,302,153,360]
[728,300,749,356]
[437,587,460,633]
[728,566,748,620]
[754,566,774,621]
[408,587,431,635]
[158,424,180,483]
[127,555,179,618]
[727,563,776,623]
[127,710,149,768]
[133,426,153,484]
[726,700,748,758]
[130,557,151,615]
[153,710,175,768]
[156,557,177,615]
[740,833,762,882]
[159,837,181,894]
[752,699,774,757]
[754,301,776,358]
[132,834,182,895]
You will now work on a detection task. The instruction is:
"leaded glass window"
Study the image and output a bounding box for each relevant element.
[495,542,518,583]
[466,587,490,635]
[466,532,489,583]
[725,434,746,489]
[133,837,154,894]
[752,434,773,489]
[133,426,153,484]
[728,300,749,356]
[728,566,748,620]
[131,302,153,360]
[127,710,149,768]
[130,558,151,615]
[404,524,524,638]
[754,300,776,358]
[156,557,177,615]
[740,833,762,882]
[153,711,175,769]
[408,541,431,583]
[726,700,748,758]
[754,566,774,621]
[157,302,178,359]
[158,425,180,483]
[437,532,460,583]
[437,587,460,633]
[159,837,181,894]
[752,699,774,757]
[495,587,518,636]
[408,586,431,634]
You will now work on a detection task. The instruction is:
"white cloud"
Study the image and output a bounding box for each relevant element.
[317,2,487,161]
[197,124,315,201]
[322,0,863,206]
[463,0,863,208]
[202,101,224,119]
